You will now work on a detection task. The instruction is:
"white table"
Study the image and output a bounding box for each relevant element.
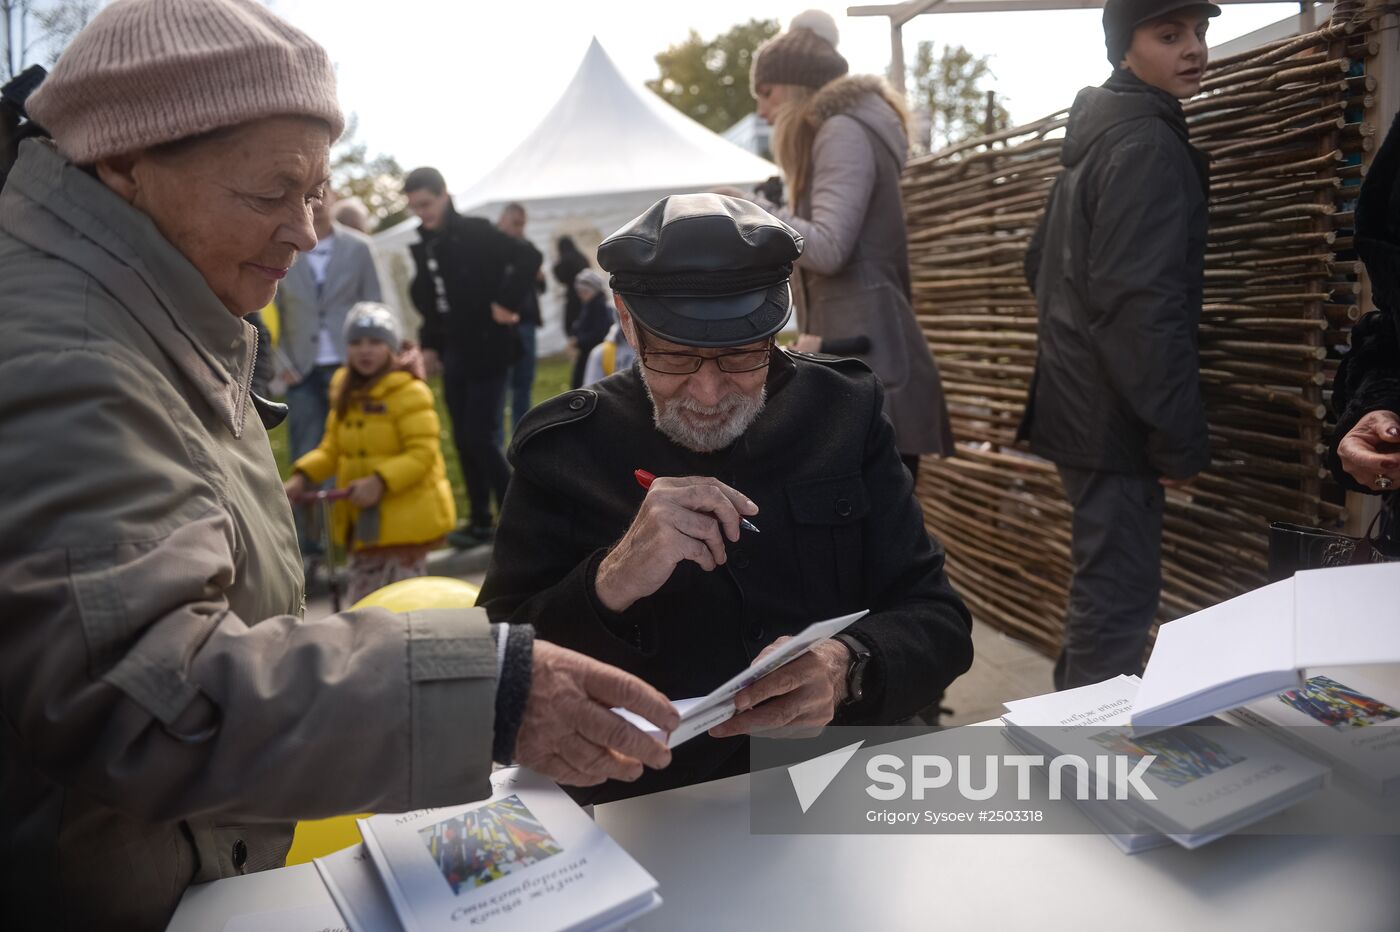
[171,745,1400,932]
[595,769,1400,932]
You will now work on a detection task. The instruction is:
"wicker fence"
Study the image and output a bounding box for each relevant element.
[904,2,1389,655]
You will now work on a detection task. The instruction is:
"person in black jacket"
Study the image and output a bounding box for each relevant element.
[568,267,614,389]
[479,194,973,804]
[496,202,546,444]
[404,168,542,546]
[553,235,590,338]
[1330,112,1400,494]
[1019,0,1217,691]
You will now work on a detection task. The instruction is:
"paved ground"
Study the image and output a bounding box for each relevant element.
[307,547,1056,723]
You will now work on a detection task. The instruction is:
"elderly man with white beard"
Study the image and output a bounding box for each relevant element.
[479,194,973,804]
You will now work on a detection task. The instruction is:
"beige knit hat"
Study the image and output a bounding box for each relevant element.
[751,10,849,93]
[27,0,344,164]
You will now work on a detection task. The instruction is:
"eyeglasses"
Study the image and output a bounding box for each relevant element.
[638,339,775,376]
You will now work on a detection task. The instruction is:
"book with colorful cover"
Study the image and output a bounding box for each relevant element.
[1228,665,1400,796]
[356,768,660,932]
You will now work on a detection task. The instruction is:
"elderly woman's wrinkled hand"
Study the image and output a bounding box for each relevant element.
[513,641,678,786]
[1338,409,1400,491]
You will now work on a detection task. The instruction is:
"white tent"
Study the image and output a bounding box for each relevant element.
[376,38,780,355]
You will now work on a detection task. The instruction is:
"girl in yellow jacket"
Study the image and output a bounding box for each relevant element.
[284,303,455,603]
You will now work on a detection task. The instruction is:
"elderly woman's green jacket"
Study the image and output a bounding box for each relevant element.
[0,140,502,930]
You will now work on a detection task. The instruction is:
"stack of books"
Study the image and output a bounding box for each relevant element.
[317,768,661,932]
[1001,676,1329,852]
[168,767,661,932]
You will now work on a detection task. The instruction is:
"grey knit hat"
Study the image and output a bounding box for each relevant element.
[27,0,344,164]
[751,10,849,92]
[573,268,608,295]
[344,302,402,353]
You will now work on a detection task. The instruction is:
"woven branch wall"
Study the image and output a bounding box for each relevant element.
[904,3,1388,655]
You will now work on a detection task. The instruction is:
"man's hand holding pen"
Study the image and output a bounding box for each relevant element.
[594,474,760,613]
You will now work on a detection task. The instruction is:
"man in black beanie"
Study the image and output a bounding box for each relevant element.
[1018,0,1219,690]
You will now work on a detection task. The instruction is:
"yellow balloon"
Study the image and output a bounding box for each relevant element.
[351,576,479,611]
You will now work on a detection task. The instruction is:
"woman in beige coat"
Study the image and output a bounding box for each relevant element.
[742,10,954,474]
[0,1,673,927]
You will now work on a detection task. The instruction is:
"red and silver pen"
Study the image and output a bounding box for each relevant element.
[633,468,760,534]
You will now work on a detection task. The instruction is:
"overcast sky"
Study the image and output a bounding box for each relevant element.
[268,1,1304,191]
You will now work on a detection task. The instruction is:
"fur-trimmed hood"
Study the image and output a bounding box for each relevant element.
[805,74,908,166]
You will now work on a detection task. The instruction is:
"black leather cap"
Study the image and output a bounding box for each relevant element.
[597,194,803,348]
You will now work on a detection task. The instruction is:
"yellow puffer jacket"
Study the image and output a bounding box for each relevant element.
[293,369,455,550]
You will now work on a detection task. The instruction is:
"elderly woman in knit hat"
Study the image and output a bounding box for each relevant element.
[569,266,615,388]
[725,10,954,479]
[0,1,675,926]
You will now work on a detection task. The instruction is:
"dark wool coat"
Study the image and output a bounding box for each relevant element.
[409,205,542,376]
[479,350,973,802]
[1328,111,1400,491]
[1019,70,1211,479]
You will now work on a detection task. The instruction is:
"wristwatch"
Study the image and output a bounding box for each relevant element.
[832,633,872,707]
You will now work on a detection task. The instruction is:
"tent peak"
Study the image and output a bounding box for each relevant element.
[454,37,778,208]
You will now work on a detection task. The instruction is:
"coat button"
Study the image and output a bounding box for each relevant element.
[835,498,853,518]
[568,396,586,411]
[232,839,248,870]
[731,548,750,570]
[748,622,764,641]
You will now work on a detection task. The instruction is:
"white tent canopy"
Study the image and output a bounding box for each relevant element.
[376,38,780,356]
[456,37,779,207]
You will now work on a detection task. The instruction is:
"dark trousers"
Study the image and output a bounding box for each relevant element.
[286,364,338,555]
[443,351,511,529]
[496,323,537,447]
[1054,465,1164,691]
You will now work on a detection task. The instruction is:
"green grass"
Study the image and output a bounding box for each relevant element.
[270,353,577,524]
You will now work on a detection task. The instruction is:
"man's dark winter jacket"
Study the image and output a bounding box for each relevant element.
[1018,70,1210,479]
[478,351,974,802]
[1328,111,1400,491]
[409,205,542,376]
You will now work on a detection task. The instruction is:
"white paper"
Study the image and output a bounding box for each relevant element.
[166,862,343,932]
[222,904,347,932]
[1293,563,1400,667]
[1132,579,1298,731]
[611,610,868,748]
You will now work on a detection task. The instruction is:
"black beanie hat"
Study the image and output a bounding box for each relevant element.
[1103,0,1222,67]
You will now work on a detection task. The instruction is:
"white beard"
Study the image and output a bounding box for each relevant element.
[643,379,768,453]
